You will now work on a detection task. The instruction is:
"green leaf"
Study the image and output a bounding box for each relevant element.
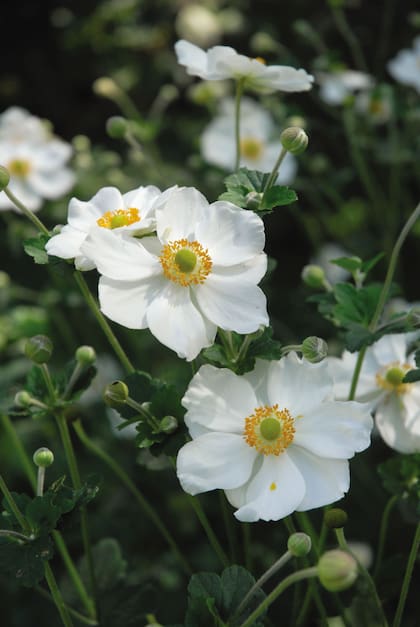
[361,252,385,275]
[186,572,223,627]
[330,256,362,272]
[378,454,420,518]
[101,583,157,627]
[0,533,54,587]
[23,233,50,265]
[260,185,297,210]
[221,566,266,626]
[402,369,420,383]
[80,538,127,594]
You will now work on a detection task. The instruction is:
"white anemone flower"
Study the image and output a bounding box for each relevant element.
[81,186,269,360]
[46,185,164,271]
[387,37,420,93]
[0,138,74,212]
[328,334,420,453]
[201,97,297,184]
[177,354,372,522]
[0,107,50,143]
[317,70,374,106]
[175,40,314,94]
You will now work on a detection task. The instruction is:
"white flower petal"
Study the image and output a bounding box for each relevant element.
[146,282,216,360]
[183,364,258,434]
[90,187,124,214]
[288,447,350,511]
[99,275,165,329]
[0,179,42,211]
[177,432,257,494]
[156,187,207,242]
[28,168,75,198]
[293,400,373,458]
[376,393,420,453]
[372,334,408,366]
[231,453,306,522]
[175,39,213,79]
[45,225,86,260]
[66,197,104,230]
[34,139,73,169]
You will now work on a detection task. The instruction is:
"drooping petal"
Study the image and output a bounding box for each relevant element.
[183,364,258,435]
[293,400,373,458]
[177,432,257,495]
[375,393,420,453]
[146,282,216,360]
[288,446,350,511]
[98,275,165,329]
[231,453,306,522]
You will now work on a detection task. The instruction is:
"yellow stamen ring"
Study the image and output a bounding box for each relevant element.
[375,362,412,395]
[8,159,31,178]
[240,137,264,160]
[244,404,295,456]
[97,207,140,229]
[159,239,212,287]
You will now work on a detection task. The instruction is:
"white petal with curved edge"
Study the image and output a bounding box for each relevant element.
[177,433,257,495]
[376,393,420,453]
[293,400,373,458]
[401,387,420,437]
[45,225,86,260]
[122,185,161,211]
[28,168,75,198]
[89,186,124,214]
[288,446,350,511]
[175,40,211,79]
[66,197,104,230]
[81,229,161,281]
[183,364,258,434]
[146,282,216,360]
[195,275,268,334]
[99,275,165,329]
[328,352,382,402]
[372,334,407,366]
[156,187,208,243]
[195,201,265,266]
[34,140,73,169]
[232,453,306,522]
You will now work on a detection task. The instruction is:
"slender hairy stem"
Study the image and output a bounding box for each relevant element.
[348,346,367,401]
[392,522,420,627]
[262,147,288,196]
[62,362,84,400]
[218,328,236,361]
[44,563,74,627]
[373,495,398,580]
[73,420,191,575]
[0,413,37,491]
[234,79,245,170]
[295,511,320,556]
[3,187,50,236]
[0,474,30,532]
[73,271,135,374]
[187,494,229,568]
[239,567,318,627]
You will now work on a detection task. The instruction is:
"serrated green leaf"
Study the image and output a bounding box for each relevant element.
[0,533,53,587]
[361,252,385,274]
[218,190,248,208]
[260,186,297,210]
[186,572,223,627]
[221,565,266,626]
[23,234,50,265]
[100,583,157,627]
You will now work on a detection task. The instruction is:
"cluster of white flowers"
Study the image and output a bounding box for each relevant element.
[0,107,75,212]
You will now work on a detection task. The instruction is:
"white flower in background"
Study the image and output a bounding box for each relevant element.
[46,185,163,270]
[81,186,268,360]
[329,334,420,453]
[177,354,372,522]
[175,5,222,48]
[310,243,351,285]
[354,89,392,125]
[387,37,420,93]
[0,107,50,143]
[175,40,314,94]
[317,70,374,106]
[201,97,297,184]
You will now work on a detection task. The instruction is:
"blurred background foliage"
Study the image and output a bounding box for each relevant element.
[0,0,419,625]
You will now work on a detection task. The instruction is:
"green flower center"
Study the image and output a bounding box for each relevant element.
[385,367,405,387]
[174,248,197,273]
[259,417,281,441]
[97,208,140,229]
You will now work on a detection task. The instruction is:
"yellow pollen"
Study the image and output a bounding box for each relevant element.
[240,137,264,160]
[375,362,412,395]
[159,239,212,287]
[244,404,295,456]
[270,482,277,491]
[8,158,31,178]
[253,56,266,65]
[97,207,141,229]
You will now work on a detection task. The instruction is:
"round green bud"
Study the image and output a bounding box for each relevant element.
[280,127,308,155]
[14,390,33,408]
[301,265,326,289]
[160,415,178,434]
[106,116,129,139]
[24,335,53,364]
[245,191,263,211]
[324,508,348,529]
[33,447,54,468]
[75,345,96,366]
[287,532,312,557]
[318,549,358,592]
[0,165,10,191]
[301,336,328,363]
[103,380,129,407]
[92,77,120,98]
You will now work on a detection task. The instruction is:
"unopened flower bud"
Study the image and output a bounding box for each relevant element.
[75,345,96,366]
[93,77,120,99]
[0,166,10,191]
[280,127,308,155]
[14,390,33,408]
[103,380,129,407]
[245,191,263,211]
[287,532,312,557]
[301,265,326,289]
[24,335,53,364]
[318,549,358,592]
[33,447,54,468]
[301,336,328,363]
[106,116,129,139]
[324,508,348,529]
[160,415,178,434]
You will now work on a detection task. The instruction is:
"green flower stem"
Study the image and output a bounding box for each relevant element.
[62,362,85,400]
[330,6,368,73]
[219,491,238,563]
[187,494,230,568]
[0,474,30,532]
[73,271,135,375]
[40,363,57,403]
[348,345,367,401]
[0,529,33,541]
[73,420,192,576]
[37,466,46,496]
[235,334,254,365]
[239,566,318,627]
[36,586,99,626]
[262,147,288,196]
[0,413,37,491]
[283,515,297,535]
[125,396,160,430]
[3,186,50,236]
[218,328,236,361]
[242,521,252,571]
[44,562,75,627]
[392,522,420,627]
[373,495,398,580]
[234,78,245,170]
[295,511,320,556]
